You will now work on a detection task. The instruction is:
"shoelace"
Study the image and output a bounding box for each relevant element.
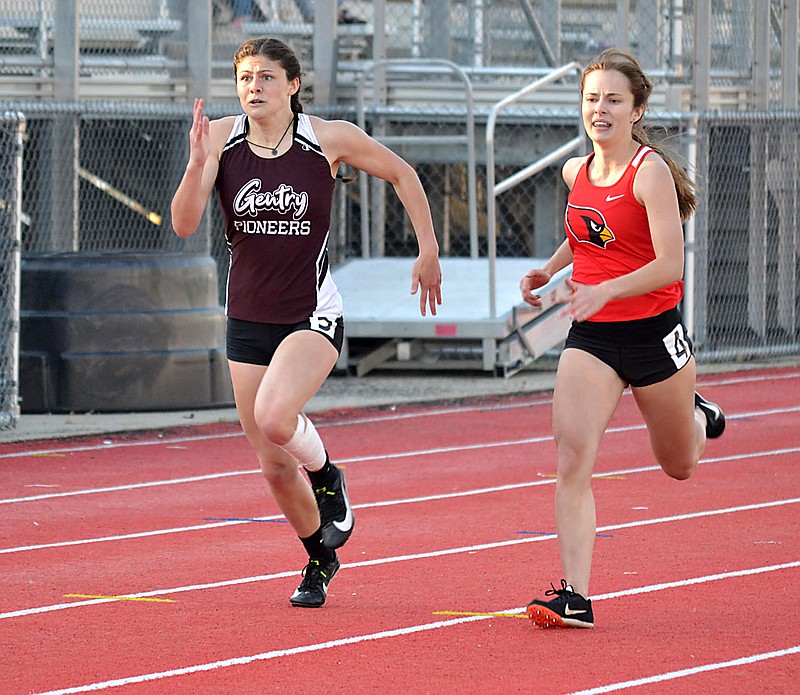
[298,560,328,589]
[544,579,572,598]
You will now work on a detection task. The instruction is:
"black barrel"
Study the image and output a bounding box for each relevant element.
[19,252,234,413]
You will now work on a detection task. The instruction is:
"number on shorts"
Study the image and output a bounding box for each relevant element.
[663,323,691,369]
[309,315,337,340]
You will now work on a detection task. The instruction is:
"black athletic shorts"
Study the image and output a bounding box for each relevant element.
[226,315,345,366]
[564,307,693,387]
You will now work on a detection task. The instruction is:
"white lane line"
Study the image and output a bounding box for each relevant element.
[3,369,798,461]
[4,403,800,506]
[0,397,555,462]
[32,614,498,695]
[30,561,800,695]
[2,444,799,555]
[567,645,800,695]
[592,560,800,600]
[0,468,257,505]
[0,430,246,461]
[4,498,798,620]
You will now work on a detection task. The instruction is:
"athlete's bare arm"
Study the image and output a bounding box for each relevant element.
[171,99,234,238]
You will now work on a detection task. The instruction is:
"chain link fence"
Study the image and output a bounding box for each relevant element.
[0,113,24,429]
[0,2,792,107]
[10,99,577,290]
[8,102,799,355]
[694,112,800,359]
[17,103,200,255]
[0,1,797,417]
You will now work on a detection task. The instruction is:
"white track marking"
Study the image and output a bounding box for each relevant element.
[32,615,497,695]
[591,560,800,600]
[0,400,557,462]
[8,373,798,693]
[0,469,255,505]
[2,442,800,555]
[4,498,798,620]
[3,402,800,506]
[567,645,800,694]
[2,370,798,462]
[29,561,800,695]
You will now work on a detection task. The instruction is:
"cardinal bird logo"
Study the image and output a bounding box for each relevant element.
[565,204,615,249]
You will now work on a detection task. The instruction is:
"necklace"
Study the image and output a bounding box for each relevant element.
[246,117,294,156]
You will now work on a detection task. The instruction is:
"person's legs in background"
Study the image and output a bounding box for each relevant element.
[231,0,252,31]
[292,1,366,24]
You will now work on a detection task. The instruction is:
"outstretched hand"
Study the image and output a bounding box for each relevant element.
[519,268,551,307]
[410,253,443,316]
[188,98,211,168]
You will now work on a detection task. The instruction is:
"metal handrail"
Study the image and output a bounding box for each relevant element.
[356,58,478,259]
[485,61,583,318]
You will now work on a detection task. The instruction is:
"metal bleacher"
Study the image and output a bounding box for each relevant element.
[214,0,375,65]
[0,0,181,54]
[332,58,581,377]
[332,257,573,376]
[0,0,185,101]
[0,1,725,378]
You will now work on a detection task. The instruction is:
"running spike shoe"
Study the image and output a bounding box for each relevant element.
[695,392,726,439]
[314,461,354,549]
[527,579,595,629]
[289,556,340,608]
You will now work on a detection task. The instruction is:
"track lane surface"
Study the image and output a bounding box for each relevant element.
[2,368,799,693]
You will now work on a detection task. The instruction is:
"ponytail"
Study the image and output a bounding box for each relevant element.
[632,124,697,222]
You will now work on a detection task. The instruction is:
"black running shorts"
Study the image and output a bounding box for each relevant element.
[564,307,693,387]
[226,315,345,366]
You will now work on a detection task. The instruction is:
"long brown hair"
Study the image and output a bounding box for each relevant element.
[582,49,696,221]
[233,37,304,114]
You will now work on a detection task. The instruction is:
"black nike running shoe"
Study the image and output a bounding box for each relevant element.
[527,579,594,629]
[289,556,340,608]
[695,392,726,439]
[314,461,354,550]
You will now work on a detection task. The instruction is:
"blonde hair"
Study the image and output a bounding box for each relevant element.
[582,49,697,221]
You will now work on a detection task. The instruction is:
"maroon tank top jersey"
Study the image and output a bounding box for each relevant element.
[215,113,343,324]
[564,144,683,322]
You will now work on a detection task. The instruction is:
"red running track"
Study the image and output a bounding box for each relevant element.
[1,367,799,694]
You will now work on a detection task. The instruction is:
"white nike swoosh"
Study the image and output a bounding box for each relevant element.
[697,399,721,418]
[564,604,587,616]
[291,582,329,598]
[333,497,354,532]
[605,194,625,202]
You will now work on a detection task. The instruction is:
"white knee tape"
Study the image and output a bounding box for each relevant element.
[281,414,326,471]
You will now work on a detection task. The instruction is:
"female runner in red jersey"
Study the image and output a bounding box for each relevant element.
[520,49,724,629]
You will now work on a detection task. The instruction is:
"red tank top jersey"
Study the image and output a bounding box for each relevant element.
[564,145,683,322]
[215,113,343,324]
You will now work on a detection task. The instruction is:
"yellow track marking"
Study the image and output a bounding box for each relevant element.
[64,594,174,603]
[433,610,526,619]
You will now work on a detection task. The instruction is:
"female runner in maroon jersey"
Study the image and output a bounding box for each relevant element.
[171,37,442,608]
[519,49,724,629]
